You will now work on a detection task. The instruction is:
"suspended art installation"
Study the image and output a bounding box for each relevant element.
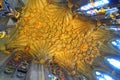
[0,0,119,79]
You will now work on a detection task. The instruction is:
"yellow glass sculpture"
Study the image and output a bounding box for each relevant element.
[0,0,2,10]
[4,0,115,79]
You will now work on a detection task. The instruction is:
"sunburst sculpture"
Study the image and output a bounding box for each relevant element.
[1,0,117,79]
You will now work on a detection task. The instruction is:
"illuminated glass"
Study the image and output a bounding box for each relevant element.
[109,27,120,31]
[86,10,96,15]
[107,58,120,69]
[95,71,115,80]
[48,74,57,79]
[111,39,120,50]
[80,0,109,11]
[109,28,117,31]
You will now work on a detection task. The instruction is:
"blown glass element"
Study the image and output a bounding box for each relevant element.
[111,39,120,50]
[80,0,109,11]
[107,58,120,69]
[1,0,115,79]
[95,71,115,80]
